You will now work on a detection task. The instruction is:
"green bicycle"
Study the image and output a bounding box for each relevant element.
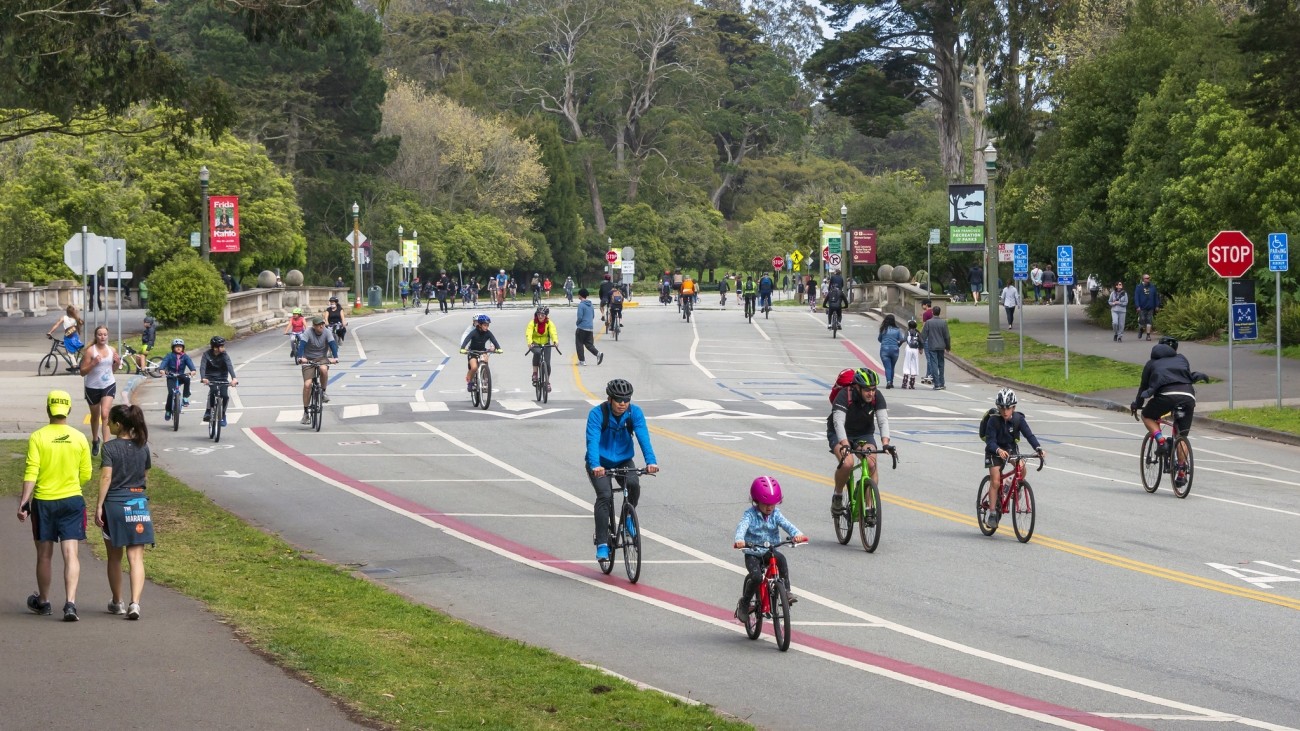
[832,443,897,552]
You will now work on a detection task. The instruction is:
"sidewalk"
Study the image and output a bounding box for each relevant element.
[0,311,369,730]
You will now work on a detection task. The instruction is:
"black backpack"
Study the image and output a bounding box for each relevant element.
[978,410,1020,442]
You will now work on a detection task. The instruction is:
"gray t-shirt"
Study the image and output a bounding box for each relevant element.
[100,438,151,500]
[300,327,336,360]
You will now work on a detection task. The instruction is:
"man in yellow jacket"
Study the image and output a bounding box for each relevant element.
[525,306,560,389]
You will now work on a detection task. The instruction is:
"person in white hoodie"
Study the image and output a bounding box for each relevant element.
[1000,281,1022,328]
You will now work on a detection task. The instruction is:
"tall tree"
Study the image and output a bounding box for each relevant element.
[523,117,586,275]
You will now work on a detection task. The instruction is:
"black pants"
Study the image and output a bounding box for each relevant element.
[742,551,790,606]
[576,329,599,362]
[1005,306,1015,326]
[437,293,448,313]
[589,460,639,545]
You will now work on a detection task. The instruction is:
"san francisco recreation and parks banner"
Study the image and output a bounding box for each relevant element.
[209,195,240,253]
[947,184,985,252]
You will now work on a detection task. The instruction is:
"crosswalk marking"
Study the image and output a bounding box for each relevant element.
[675,399,722,410]
[762,400,810,411]
[409,402,449,412]
[911,404,961,415]
[1040,409,1097,419]
[497,400,541,411]
[225,412,242,425]
[276,410,303,422]
[341,404,380,419]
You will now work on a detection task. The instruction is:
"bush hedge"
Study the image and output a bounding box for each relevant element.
[1154,288,1224,341]
[146,253,227,326]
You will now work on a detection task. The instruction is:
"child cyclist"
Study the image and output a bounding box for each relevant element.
[983,388,1046,529]
[158,339,197,422]
[459,314,502,392]
[199,336,238,425]
[733,476,808,621]
[282,307,306,348]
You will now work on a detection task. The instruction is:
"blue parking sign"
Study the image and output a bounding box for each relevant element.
[1013,243,1029,281]
[1269,232,1289,272]
[1056,245,1075,286]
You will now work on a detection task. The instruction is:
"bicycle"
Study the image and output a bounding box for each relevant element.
[607,308,622,342]
[736,538,801,652]
[287,332,302,361]
[532,289,541,307]
[596,466,652,583]
[205,379,231,443]
[118,343,162,378]
[832,443,897,553]
[163,370,193,432]
[527,343,561,404]
[328,321,347,345]
[744,296,756,323]
[1135,406,1194,498]
[681,294,693,323]
[829,308,842,339]
[39,335,81,376]
[977,452,1043,542]
[761,294,771,319]
[720,290,727,307]
[465,349,494,410]
[301,359,329,432]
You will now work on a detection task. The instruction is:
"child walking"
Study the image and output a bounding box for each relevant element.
[95,404,155,620]
[900,319,921,389]
[733,476,808,621]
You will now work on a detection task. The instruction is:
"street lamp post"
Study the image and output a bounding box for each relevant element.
[352,202,362,310]
[817,218,824,284]
[199,165,210,262]
[840,203,849,299]
[397,225,404,286]
[984,143,1004,353]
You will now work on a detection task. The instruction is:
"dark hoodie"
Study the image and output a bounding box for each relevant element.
[1136,345,1208,401]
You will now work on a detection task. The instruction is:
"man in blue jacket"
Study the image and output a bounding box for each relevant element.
[585,379,659,561]
[758,272,774,312]
[1133,274,1160,341]
[574,288,604,366]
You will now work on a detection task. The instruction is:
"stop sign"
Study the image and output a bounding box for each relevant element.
[1208,230,1255,278]
[606,250,618,264]
[772,256,785,270]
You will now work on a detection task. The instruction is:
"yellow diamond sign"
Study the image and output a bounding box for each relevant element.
[789,250,804,265]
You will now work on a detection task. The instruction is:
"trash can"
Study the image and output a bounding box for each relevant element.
[367,285,382,308]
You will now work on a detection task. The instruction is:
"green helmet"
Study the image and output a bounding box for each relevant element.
[852,368,879,389]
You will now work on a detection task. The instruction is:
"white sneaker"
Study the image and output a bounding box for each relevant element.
[126,602,140,620]
[300,413,311,425]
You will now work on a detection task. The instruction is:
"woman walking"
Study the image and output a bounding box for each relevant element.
[877,314,904,389]
[95,404,154,620]
[1108,281,1129,341]
[80,325,120,456]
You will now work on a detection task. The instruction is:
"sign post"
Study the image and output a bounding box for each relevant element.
[1057,245,1074,380]
[1014,244,1029,369]
[1208,230,1256,408]
[927,228,940,293]
[1268,233,1289,407]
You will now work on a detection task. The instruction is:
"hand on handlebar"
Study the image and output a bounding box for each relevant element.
[646,464,659,475]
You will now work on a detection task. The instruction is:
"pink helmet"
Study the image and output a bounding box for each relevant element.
[749,476,783,506]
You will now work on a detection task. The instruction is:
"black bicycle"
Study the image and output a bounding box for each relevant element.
[829,309,842,338]
[682,294,693,323]
[528,343,561,404]
[597,466,653,583]
[205,379,231,443]
[1135,406,1194,498]
[40,335,82,376]
[466,350,494,410]
[301,359,330,432]
[607,308,622,341]
[744,295,756,322]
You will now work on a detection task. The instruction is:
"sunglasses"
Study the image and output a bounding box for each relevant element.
[611,397,631,404]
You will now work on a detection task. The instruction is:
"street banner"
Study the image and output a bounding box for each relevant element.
[401,238,419,267]
[948,184,985,251]
[209,195,240,253]
[850,229,877,264]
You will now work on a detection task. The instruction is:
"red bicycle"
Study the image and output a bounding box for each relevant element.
[1134,406,1194,498]
[976,453,1043,543]
[736,538,802,651]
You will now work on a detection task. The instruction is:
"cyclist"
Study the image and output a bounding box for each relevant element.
[658,272,673,305]
[158,339,197,422]
[827,368,894,516]
[296,316,339,424]
[459,314,502,392]
[680,274,697,309]
[733,476,808,620]
[1131,337,1208,481]
[282,307,306,349]
[132,315,157,372]
[563,276,575,305]
[47,305,84,367]
[325,296,347,344]
[758,272,774,312]
[584,378,659,561]
[606,284,625,330]
[530,272,542,305]
[598,273,615,316]
[742,275,757,316]
[822,283,846,329]
[525,306,559,389]
[718,277,729,307]
[983,388,1045,529]
[199,336,238,425]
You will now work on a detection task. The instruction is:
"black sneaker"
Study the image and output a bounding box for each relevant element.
[202,410,211,422]
[62,602,79,622]
[831,494,845,516]
[27,594,51,615]
[597,352,604,365]
[985,509,1000,529]
[91,440,100,457]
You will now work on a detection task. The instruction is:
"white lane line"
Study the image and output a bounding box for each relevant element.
[1061,440,1300,489]
[581,664,702,707]
[911,404,961,415]
[340,404,380,419]
[794,621,888,628]
[675,399,722,410]
[409,402,449,412]
[687,317,716,378]
[442,512,584,516]
[368,480,532,484]
[305,453,474,458]
[706,368,804,376]
[497,400,541,411]
[276,410,302,422]
[750,319,772,341]
[1041,409,1098,419]
[225,412,242,425]
[762,401,811,411]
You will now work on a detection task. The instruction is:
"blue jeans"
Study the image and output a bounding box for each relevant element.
[880,348,899,385]
[925,350,946,388]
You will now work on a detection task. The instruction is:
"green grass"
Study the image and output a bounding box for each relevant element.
[1206,407,1300,436]
[1258,344,1300,360]
[115,322,235,354]
[0,442,749,730]
[947,320,1144,393]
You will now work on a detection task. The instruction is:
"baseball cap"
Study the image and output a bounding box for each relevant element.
[47,390,73,417]
[312,316,326,325]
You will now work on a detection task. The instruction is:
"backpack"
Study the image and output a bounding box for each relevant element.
[978,410,1020,442]
[906,329,921,349]
[610,288,624,304]
[829,368,856,405]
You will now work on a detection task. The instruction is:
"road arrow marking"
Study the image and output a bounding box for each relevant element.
[219,470,251,478]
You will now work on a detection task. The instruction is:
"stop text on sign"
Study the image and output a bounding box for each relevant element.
[1210,245,1252,264]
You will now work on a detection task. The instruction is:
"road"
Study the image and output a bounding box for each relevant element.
[138,299,1300,731]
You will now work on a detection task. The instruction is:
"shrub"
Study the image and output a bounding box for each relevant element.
[146,253,227,326]
[1154,288,1224,341]
[1278,301,1300,346]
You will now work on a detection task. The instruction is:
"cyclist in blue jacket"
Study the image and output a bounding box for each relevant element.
[158,339,197,421]
[983,388,1045,529]
[585,379,659,561]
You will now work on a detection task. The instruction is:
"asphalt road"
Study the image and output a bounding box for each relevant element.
[135,300,1300,731]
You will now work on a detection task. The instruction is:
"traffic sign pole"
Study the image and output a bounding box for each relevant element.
[1269,233,1289,407]
[1228,277,1234,409]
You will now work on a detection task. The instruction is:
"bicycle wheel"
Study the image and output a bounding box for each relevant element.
[144,361,162,378]
[470,377,481,407]
[598,513,616,575]
[832,316,839,338]
[38,353,58,376]
[833,485,852,545]
[613,319,620,342]
[770,581,792,652]
[858,478,881,553]
[208,396,218,441]
[686,304,692,323]
[478,364,492,410]
[172,389,181,432]
[764,304,770,320]
[310,384,323,432]
[540,362,550,404]
[976,477,996,535]
[743,587,763,639]
[1140,433,1162,493]
[214,395,226,443]
[621,503,641,584]
[1171,435,1193,498]
[1012,482,1036,543]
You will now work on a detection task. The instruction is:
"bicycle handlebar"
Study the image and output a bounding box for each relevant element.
[834,444,898,471]
[603,466,655,477]
[1003,452,1045,471]
[738,538,803,552]
[525,343,563,356]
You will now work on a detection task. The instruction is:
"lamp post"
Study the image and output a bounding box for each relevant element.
[984,143,1004,353]
[817,218,824,283]
[397,225,404,285]
[199,165,210,262]
[352,202,362,310]
[840,203,849,298]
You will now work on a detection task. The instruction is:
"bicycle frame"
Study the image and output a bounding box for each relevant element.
[835,444,897,553]
[739,539,799,652]
[528,343,561,403]
[1137,406,1193,498]
[978,453,1043,542]
[597,466,652,584]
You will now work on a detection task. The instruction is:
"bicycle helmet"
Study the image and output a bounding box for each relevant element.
[474,314,491,325]
[604,274,612,280]
[171,338,185,348]
[995,387,1018,408]
[1158,335,1178,351]
[209,336,226,347]
[329,296,339,303]
[535,306,550,318]
[292,307,303,315]
[749,476,783,506]
[851,368,880,389]
[605,378,634,399]
[143,315,155,325]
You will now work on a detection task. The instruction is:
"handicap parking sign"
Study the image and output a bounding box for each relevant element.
[1013,243,1029,281]
[1056,245,1074,286]
[1269,232,1289,272]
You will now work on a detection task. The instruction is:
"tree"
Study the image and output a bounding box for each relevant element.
[1237,0,1300,128]
[523,118,586,276]
[661,205,728,276]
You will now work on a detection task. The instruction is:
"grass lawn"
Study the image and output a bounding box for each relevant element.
[947,320,1144,393]
[1258,344,1300,360]
[1207,407,1300,436]
[0,442,749,730]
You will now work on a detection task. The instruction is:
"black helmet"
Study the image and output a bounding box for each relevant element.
[209,336,226,347]
[606,379,634,399]
[1158,336,1178,351]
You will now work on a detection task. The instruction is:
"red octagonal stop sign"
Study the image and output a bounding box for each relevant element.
[606,249,618,264]
[1207,230,1255,278]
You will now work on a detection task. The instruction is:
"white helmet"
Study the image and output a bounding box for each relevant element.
[995,388,1018,409]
